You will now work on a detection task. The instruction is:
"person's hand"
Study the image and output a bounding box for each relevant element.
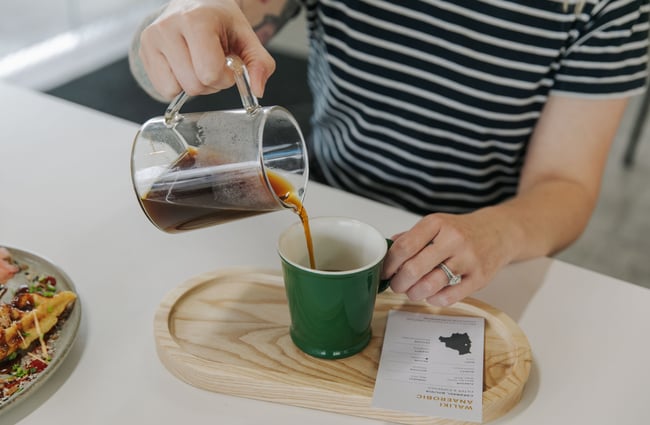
[138,0,276,100]
[0,247,19,284]
[382,211,515,306]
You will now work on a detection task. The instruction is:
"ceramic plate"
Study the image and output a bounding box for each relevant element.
[0,246,81,414]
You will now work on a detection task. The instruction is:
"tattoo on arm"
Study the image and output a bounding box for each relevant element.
[253,0,302,45]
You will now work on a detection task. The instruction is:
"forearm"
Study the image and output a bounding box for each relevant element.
[481,95,627,264]
[129,9,166,102]
[473,178,598,264]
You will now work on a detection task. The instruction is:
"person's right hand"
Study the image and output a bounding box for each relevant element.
[138,0,276,100]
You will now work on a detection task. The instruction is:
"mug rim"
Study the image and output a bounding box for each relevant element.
[277,216,387,275]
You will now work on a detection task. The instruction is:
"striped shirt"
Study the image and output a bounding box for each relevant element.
[300,0,650,214]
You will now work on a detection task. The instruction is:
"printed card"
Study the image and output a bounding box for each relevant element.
[372,310,485,423]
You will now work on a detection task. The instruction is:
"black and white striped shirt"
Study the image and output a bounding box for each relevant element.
[301,0,649,214]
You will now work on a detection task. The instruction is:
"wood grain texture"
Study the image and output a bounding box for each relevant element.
[154,268,532,424]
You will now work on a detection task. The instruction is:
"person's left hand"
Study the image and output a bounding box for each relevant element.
[381,211,514,306]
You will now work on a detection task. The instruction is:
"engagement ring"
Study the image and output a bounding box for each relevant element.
[439,262,462,286]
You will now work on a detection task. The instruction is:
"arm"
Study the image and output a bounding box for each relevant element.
[383,94,628,306]
[128,0,301,101]
[484,94,627,260]
[239,0,302,45]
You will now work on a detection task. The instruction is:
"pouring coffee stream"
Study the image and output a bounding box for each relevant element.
[266,170,316,270]
[132,55,315,268]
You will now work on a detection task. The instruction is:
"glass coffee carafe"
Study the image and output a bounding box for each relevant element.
[130,56,309,233]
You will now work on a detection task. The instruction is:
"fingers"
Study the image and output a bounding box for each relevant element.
[425,279,470,307]
[138,1,275,100]
[182,28,233,95]
[382,214,481,307]
[139,28,183,99]
[389,243,443,293]
[241,50,276,98]
[404,267,447,301]
[229,20,276,98]
[383,215,458,283]
[158,30,209,97]
[397,258,474,307]
[394,254,468,306]
[382,218,441,279]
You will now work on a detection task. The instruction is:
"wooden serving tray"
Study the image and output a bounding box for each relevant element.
[154,268,531,425]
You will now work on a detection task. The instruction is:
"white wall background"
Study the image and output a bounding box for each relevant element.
[0,0,307,90]
[0,0,166,89]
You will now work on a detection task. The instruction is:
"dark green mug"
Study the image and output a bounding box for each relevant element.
[278,216,390,359]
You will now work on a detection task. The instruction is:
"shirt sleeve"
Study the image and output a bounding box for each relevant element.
[552,0,649,98]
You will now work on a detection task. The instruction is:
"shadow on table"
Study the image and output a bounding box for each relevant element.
[475,258,553,322]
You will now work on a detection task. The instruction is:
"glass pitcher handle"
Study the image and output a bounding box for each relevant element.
[226,55,260,114]
[163,55,259,127]
[164,91,189,128]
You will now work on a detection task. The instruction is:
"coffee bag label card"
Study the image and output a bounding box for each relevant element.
[372,310,485,423]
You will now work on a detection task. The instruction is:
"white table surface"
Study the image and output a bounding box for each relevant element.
[1,82,649,425]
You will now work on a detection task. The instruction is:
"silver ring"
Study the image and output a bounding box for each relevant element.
[439,262,462,286]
